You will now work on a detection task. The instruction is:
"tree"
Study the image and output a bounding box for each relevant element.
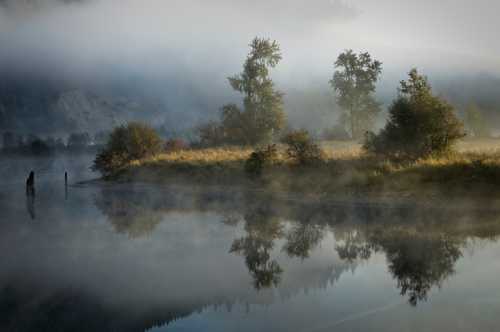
[465,104,490,138]
[93,122,162,176]
[364,69,465,159]
[222,37,286,145]
[330,50,382,139]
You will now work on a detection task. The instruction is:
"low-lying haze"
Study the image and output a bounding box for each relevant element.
[1,0,499,135]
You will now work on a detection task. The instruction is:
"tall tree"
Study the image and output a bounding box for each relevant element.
[224,37,286,145]
[330,50,382,139]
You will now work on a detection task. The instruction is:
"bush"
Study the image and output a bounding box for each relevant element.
[165,138,188,153]
[282,130,324,165]
[245,144,279,176]
[93,122,162,176]
[364,69,465,160]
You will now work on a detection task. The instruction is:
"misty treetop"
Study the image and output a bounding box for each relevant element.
[364,69,465,159]
[330,50,382,140]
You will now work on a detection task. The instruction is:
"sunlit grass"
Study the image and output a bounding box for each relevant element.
[122,138,500,197]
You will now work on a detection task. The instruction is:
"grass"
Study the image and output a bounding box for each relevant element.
[114,138,500,200]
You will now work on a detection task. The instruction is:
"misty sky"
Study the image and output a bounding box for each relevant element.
[1,0,498,79]
[0,0,499,132]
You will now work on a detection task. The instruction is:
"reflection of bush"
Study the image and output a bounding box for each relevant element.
[374,229,462,306]
[284,223,325,259]
[94,190,163,239]
[92,185,500,304]
[334,226,464,306]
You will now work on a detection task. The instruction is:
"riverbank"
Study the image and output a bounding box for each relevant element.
[106,139,500,200]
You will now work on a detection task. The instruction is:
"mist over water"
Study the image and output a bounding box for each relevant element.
[1,155,500,331]
[2,2,500,331]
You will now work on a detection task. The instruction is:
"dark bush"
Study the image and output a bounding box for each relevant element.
[245,144,279,176]
[364,69,465,159]
[282,130,324,165]
[93,122,162,176]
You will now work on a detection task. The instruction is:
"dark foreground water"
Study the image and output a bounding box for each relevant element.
[1,155,500,332]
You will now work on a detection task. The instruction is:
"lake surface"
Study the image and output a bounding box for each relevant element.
[1,155,500,332]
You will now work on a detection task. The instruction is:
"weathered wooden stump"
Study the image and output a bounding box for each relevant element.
[26,171,35,196]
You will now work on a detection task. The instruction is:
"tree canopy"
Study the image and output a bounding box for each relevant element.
[200,37,286,146]
[364,69,465,159]
[330,50,382,139]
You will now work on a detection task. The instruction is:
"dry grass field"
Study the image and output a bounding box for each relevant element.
[118,138,500,199]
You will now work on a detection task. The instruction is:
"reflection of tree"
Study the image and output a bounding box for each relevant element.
[94,189,163,239]
[334,226,464,306]
[230,207,284,290]
[374,230,463,306]
[334,228,372,262]
[283,223,325,259]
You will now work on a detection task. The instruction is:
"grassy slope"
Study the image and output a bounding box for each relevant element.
[114,138,500,200]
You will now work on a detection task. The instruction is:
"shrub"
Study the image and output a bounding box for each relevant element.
[364,69,465,160]
[93,122,162,176]
[282,130,324,165]
[165,138,188,153]
[245,144,279,176]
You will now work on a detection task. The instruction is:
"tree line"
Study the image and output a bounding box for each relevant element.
[1,131,110,154]
[93,37,494,175]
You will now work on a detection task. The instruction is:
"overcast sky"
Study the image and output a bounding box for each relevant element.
[0,0,498,91]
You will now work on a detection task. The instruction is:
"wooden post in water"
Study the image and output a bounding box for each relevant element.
[65,171,68,200]
[26,171,35,196]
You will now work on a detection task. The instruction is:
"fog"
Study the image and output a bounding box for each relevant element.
[1,0,499,134]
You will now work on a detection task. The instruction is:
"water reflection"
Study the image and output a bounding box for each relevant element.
[334,227,464,305]
[94,188,164,238]
[26,190,35,219]
[375,230,462,306]
[94,186,500,306]
[230,206,285,290]
[3,182,500,331]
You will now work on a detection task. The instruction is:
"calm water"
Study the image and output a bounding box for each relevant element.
[1,155,500,332]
